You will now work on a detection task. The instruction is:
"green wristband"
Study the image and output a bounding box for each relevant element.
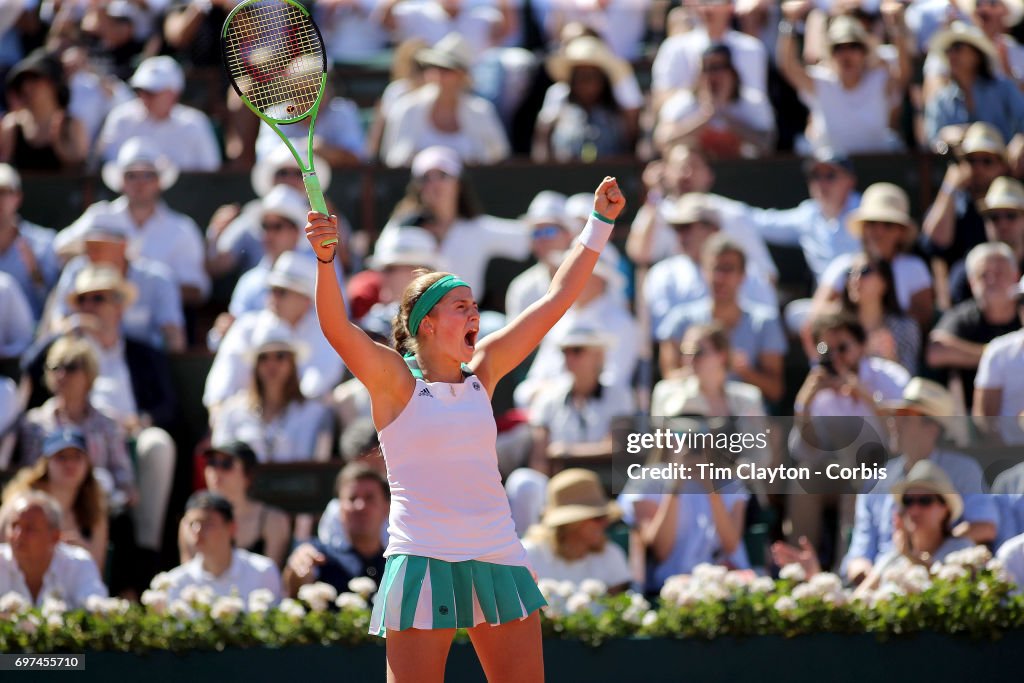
[592,210,614,224]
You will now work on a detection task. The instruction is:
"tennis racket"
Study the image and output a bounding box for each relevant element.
[221,0,337,247]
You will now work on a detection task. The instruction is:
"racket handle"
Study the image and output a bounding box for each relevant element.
[303,171,338,247]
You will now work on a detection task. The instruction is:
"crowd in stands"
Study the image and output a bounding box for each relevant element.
[5,0,1024,610]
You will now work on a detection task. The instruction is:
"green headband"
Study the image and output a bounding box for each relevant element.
[407,274,470,336]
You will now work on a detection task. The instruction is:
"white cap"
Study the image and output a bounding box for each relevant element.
[266,251,316,299]
[411,146,462,179]
[259,186,309,230]
[246,319,310,363]
[130,56,185,93]
[523,191,569,228]
[0,163,20,190]
[367,227,441,270]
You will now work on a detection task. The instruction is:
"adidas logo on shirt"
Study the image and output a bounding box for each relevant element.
[418,387,433,398]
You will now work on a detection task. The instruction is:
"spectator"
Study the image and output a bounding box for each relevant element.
[314,1,390,63]
[923,122,1011,270]
[534,0,649,61]
[657,235,787,402]
[254,80,366,165]
[180,441,290,568]
[379,34,510,166]
[0,163,59,319]
[43,216,185,352]
[203,252,345,408]
[317,453,390,554]
[855,461,974,596]
[163,491,282,604]
[95,55,221,171]
[368,38,427,159]
[997,526,1024,591]
[810,183,934,337]
[1,48,87,170]
[655,43,775,158]
[843,378,998,583]
[0,271,32,357]
[379,146,530,297]
[651,0,768,111]
[919,0,1024,90]
[947,175,1024,305]
[210,322,334,463]
[505,191,573,320]
[526,326,635,473]
[0,490,108,608]
[382,0,515,57]
[777,10,908,154]
[522,468,631,591]
[56,138,210,305]
[924,22,1024,145]
[839,253,921,373]
[973,286,1024,443]
[283,464,388,596]
[929,242,1021,412]
[2,428,108,571]
[59,46,134,148]
[651,322,767,418]
[533,35,637,162]
[643,193,778,336]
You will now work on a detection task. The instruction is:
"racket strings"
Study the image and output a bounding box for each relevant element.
[223,0,325,120]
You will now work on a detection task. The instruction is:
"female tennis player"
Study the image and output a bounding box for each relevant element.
[305,176,624,682]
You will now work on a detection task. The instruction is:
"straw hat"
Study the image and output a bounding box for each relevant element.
[827,15,871,49]
[541,469,621,528]
[66,264,138,308]
[102,137,179,193]
[879,377,967,444]
[959,122,1008,161]
[258,185,310,230]
[546,36,632,86]
[660,193,722,227]
[251,144,331,198]
[245,319,309,363]
[928,21,999,71]
[266,251,316,299]
[980,176,1024,213]
[961,0,1024,27]
[417,33,473,72]
[367,227,441,270]
[891,459,964,525]
[847,183,917,241]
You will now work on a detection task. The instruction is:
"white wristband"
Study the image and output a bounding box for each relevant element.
[579,214,613,252]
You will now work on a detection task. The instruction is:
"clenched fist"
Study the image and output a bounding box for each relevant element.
[593,176,626,221]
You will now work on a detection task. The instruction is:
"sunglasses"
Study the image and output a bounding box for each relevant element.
[257,350,292,362]
[75,292,114,305]
[901,494,943,508]
[261,220,297,232]
[562,346,592,355]
[273,168,303,180]
[52,450,86,464]
[46,361,83,374]
[987,210,1022,223]
[205,455,237,471]
[123,170,158,182]
[532,225,563,240]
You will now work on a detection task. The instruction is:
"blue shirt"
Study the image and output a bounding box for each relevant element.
[228,257,273,318]
[0,219,59,319]
[925,76,1024,143]
[655,299,788,363]
[749,193,862,283]
[843,450,998,575]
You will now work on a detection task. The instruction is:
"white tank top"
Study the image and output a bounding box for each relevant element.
[378,372,528,565]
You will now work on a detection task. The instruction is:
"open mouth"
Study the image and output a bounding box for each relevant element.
[464,329,478,347]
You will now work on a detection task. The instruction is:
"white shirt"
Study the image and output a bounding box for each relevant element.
[976,329,1024,444]
[390,0,503,57]
[0,271,33,357]
[314,1,389,62]
[203,309,345,408]
[380,83,510,167]
[535,0,649,60]
[95,99,221,171]
[379,214,531,298]
[658,86,776,148]
[164,549,282,604]
[801,356,910,418]
[823,252,932,312]
[211,392,332,463]
[522,536,632,587]
[505,263,552,321]
[652,28,768,97]
[529,376,636,445]
[0,543,108,608]
[800,65,901,154]
[56,197,210,299]
[90,339,139,423]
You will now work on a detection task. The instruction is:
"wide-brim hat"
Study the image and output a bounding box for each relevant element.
[541,468,621,528]
[546,35,632,86]
[243,320,310,363]
[891,459,964,525]
[928,21,999,72]
[251,144,331,198]
[879,377,968,444]
[259,185,310,230]
[980,176,1024,213]
[961,0,1024,27]
[827,15,872,49]
[66,264,138,308]
[367,226,441,270]
[102,137,179,193]
[266,251,316,299]
[416,33,473,72]
[959,122,1008,161]
[848,182,918,244]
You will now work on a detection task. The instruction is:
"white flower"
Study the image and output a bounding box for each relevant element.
[986,558,1006,573]
[46,613,63,630]
[901,566,931,594]
[556,580,577,598]
[537,578,560,601]
[169,600,197,621]
[641,610,659,628]
[695,581,729,603]
[692,563,728,584]
[141,590,169,615]
[335,592,369,611]
[750,577,776,594]
[211,596,245,621]
[298,582,338,612]
[579,579,607,598]
[944,546,992,570]
[659,577,686,605]
[821,591,847,606]
[978,581,990,594]
[774,596,798,616]
[870,582,905,607]
[247,588,276,613]
[347,577,377,599]
[778,563,806,583]
[40,597,67,618]
[725,571,752,590]
[88,597,130,615]
[629,593,650,611]
[880,556,913,585]
[791,583,816,601]
[0,591,30,615]
[279,598,307,620]
[17,614,40,634]
[809,573,842,595]
[622,605,645,624]
[565,592,592,615]
[180,585,214,607]
[542,598,566,619]
[150,571,173,591]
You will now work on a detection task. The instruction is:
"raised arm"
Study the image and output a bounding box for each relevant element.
[305,212,414,408]
[470,178,626,390]
[777,2,815,95]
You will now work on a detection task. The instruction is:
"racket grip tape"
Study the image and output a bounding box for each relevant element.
[303,171,338,247]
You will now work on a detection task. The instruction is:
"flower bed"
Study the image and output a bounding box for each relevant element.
[1,547,1020,654]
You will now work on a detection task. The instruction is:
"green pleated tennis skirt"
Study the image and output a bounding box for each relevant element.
[368,554,548,637]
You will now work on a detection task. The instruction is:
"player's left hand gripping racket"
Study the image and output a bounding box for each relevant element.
[221,0,337,247]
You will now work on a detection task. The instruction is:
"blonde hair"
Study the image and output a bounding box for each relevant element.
[2,456,106,535]
[44,336,99,391]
